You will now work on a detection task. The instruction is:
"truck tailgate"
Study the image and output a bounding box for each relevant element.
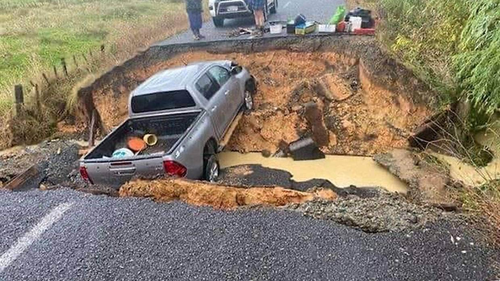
[85,156,164,186]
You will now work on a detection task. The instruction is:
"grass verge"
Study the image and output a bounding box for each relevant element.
[0,0,207,148]
[347,0,500,247]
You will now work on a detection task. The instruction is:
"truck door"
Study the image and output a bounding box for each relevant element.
[207,66,241,125]
[195,73,227,138]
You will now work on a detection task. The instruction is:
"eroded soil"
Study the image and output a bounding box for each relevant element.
[93,51,431,156]
[119,178,337,209]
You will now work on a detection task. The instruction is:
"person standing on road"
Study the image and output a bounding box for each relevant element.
[185,0,205,40]
[250,0,265,36]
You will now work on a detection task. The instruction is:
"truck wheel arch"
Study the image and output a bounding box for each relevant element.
[204,138,218,155]
[202,138,219,181]
[245,77,257,94]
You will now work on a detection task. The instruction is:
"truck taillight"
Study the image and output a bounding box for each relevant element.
[79,166,93,184]
[163,161,187,177]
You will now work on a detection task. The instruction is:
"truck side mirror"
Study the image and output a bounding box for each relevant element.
[230,66,242,75]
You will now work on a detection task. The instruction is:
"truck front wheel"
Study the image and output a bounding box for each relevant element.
[213,17,224,27]
[244,90,253,111]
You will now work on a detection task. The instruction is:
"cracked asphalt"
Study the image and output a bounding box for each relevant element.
[0,188,498,280]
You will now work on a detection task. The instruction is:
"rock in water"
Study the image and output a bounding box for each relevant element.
[289,137,325,161]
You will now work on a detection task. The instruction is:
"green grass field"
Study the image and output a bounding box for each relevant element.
[0,0,186,113]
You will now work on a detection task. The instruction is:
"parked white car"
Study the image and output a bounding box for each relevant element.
[208,0,278,27]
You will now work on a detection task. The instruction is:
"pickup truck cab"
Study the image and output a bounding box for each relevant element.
[80,61,256,186]
[209,0,278,27]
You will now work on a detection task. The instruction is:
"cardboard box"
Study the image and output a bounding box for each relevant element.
[318,24,336,33]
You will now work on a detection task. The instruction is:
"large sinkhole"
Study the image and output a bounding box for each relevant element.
[1,37,445,232]
[77,36,436,157]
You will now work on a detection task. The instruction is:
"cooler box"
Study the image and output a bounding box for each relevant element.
[295,21,316,35]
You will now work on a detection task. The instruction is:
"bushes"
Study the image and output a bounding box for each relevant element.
[378,0,499,128]
[454,1,500,117]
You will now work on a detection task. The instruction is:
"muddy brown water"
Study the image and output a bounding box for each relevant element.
[435,127,500,187]
[219,152,409,193]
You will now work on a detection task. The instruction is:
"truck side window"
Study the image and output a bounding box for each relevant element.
[208,66,230,87]
[196,73,220,100]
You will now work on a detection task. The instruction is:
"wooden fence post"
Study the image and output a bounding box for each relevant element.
[14,85,24,116]
[42,73,50,84]
[61,58,68,76]
[89,110,96,147]
[34,83,41,117]
[73,55,79,68]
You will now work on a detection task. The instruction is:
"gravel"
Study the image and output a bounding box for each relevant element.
[288,194,443,233]
[0,139,83,190]
[0,188,498,281]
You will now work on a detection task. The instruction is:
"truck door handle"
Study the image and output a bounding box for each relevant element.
[211,106,217,112]
[111,167,136,176]
[224,90,230,96]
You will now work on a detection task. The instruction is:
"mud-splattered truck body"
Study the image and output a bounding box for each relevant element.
[80,61,255,186]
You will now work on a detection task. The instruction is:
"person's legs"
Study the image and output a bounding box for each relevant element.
[194,12,204,38]
[258,9,265,28]
[188,12,201,40]
[252,9,264,36]
[254,9,264,28]
[253,10,260,29]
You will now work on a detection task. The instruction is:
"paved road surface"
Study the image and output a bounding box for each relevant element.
[157,0,345,45]
[0,189,498,280]
[1,0,499,279]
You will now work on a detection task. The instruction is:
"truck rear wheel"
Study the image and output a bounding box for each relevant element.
[203,142,219,182]
[213,17,224,27]
[204,154,219,182]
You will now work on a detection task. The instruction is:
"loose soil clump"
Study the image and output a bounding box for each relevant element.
[374,149,461,210]
[119,178,337,209]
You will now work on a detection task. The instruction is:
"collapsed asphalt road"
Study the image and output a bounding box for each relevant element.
[157,0,344,45]
[0,189,498,281]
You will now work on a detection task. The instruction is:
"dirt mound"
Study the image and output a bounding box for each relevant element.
[119,178,337,209]
[288,194,442,233]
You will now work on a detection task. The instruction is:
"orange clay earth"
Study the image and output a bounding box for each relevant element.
[94,51,431,156]
[119,178,337,210]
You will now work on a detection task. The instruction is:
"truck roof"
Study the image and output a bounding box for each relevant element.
[131,61,229,96]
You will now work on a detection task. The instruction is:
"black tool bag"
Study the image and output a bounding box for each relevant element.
[345,7,374,28]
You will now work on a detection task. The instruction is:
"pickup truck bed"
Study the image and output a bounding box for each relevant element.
[85,111,200,160]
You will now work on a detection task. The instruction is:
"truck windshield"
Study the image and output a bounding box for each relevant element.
[131,90,196,113]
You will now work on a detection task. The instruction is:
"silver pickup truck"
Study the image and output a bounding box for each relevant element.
[79,61,256,186]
